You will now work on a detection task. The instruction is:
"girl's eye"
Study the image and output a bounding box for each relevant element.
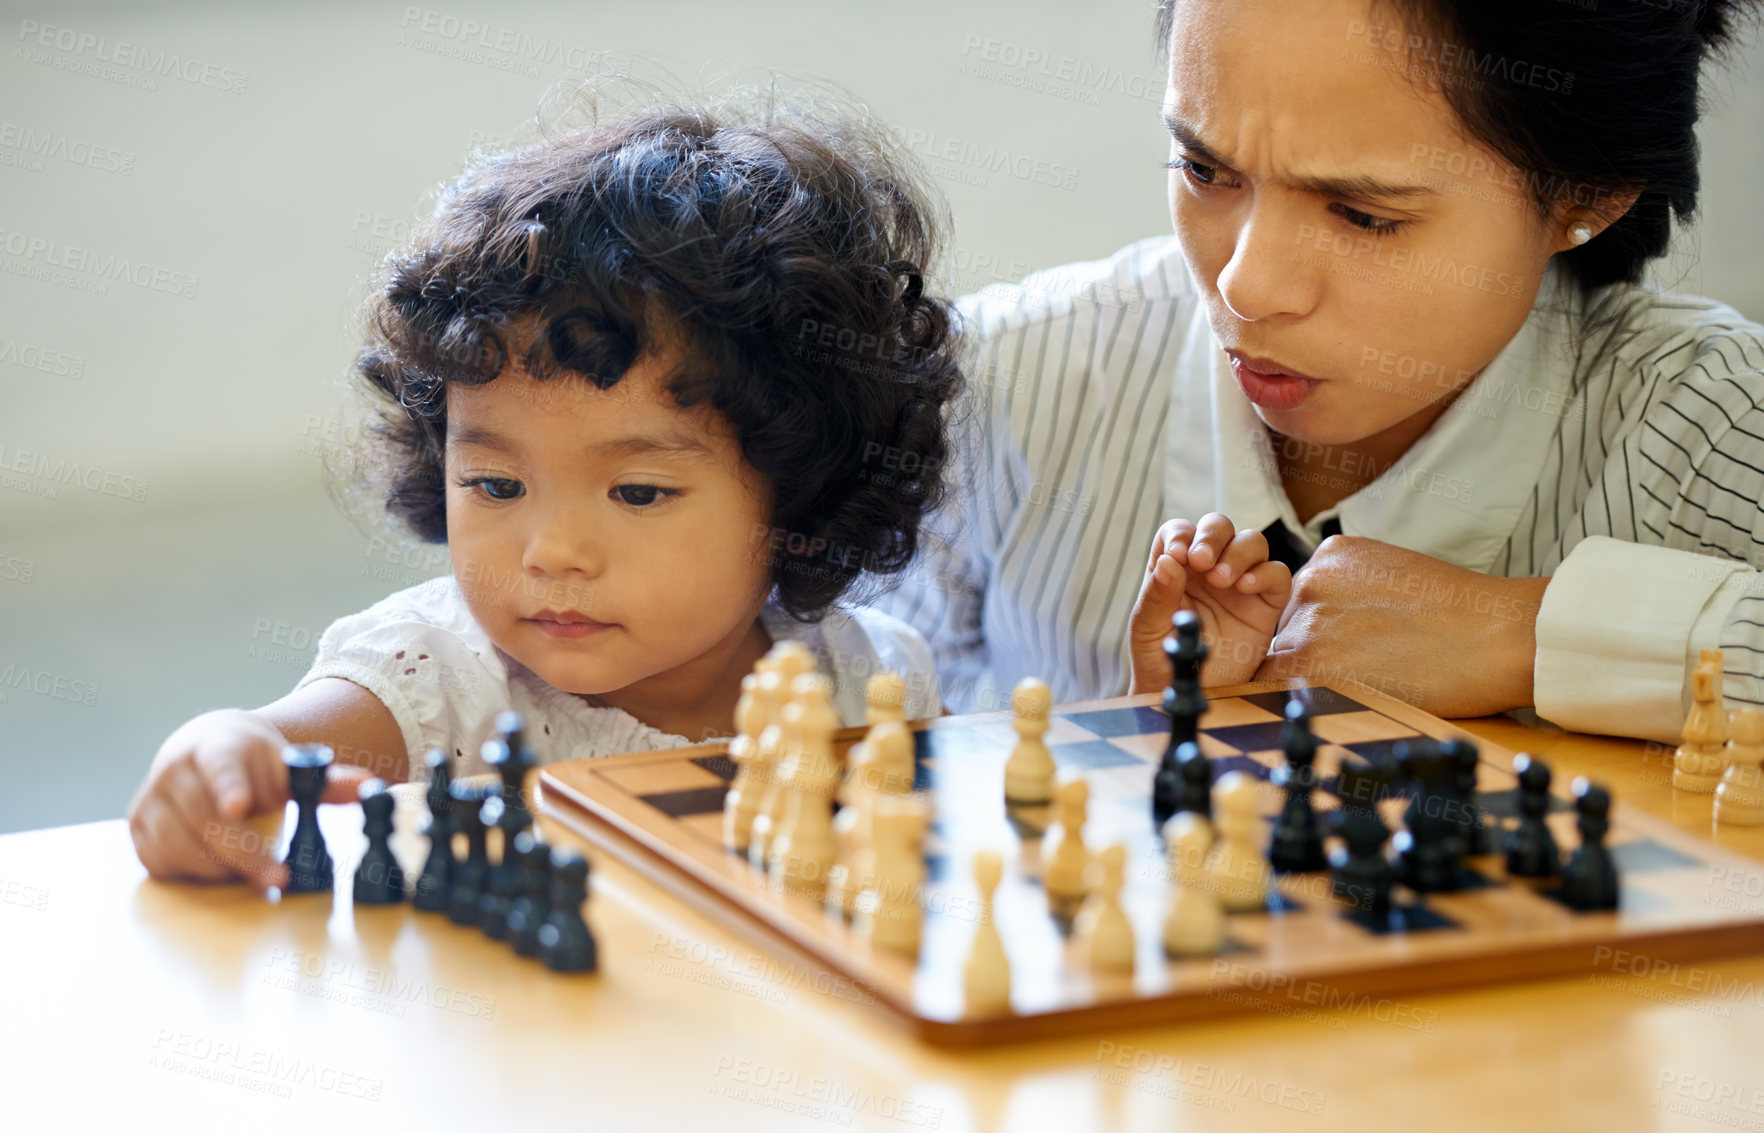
[458,477,524,501]
[614,484,677,507]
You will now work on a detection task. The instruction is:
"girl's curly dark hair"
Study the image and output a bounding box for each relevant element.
[353,97,964,621]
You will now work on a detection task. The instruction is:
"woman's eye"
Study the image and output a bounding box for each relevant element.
[1168,157,1218,185]
[1333,204,1409,236]
[614,484,676,507]
[458,477,524,501]
[1165,153,1410,237]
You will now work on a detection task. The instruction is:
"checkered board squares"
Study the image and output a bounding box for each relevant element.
[538,681,1764,1047]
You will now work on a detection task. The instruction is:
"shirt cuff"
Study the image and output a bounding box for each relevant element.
[1534,536,1750,743]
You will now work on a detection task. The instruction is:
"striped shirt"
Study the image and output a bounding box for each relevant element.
[872,235,1764,743]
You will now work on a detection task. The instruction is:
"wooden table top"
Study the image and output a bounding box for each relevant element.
[5,712,1763,1131]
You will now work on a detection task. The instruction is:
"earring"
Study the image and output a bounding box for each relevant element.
[1569,224,1593,246]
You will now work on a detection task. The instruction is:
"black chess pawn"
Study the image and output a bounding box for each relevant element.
[352,778,405,905]
[1153,611,1209,827]
[538,848,598,973]
[1439,737,1492,856]
[1562,778,1621,911]
[1268,699,1328,873]
[1504,754,1561,879]
[447,782,493,925]
[1396,739,1463,892]
[1173,742,1213,819]
[477,792,517,938]
[413,748,455,912]
[506,832,553,957]
[1329,755,1396,918]
[483,710,535,840]
[1156,743,1213,833]
[281,743,335,894]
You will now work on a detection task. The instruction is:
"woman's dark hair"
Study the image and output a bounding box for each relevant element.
[1154,0,1760,294]
[353,95,963,620]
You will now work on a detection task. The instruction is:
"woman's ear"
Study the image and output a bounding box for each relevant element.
[1554,188,1642,253]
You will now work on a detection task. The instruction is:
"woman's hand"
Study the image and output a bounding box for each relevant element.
[1129,513,1294,692]
[1255,535,1547,717]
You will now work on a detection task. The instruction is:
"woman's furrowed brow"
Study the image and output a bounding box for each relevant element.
[1162,112,1439,202]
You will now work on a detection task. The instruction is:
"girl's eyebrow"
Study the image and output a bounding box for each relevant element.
[1162,113,1438,202]
[594,432,714,461]
[451,424,518,452]
[450,423,712,461]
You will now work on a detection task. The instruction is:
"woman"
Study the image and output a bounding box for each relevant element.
[875,0,1764,742]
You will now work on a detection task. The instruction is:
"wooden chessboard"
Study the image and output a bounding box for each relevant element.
[536,679,1764,1047]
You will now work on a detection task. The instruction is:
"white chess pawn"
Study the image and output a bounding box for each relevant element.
[1714,708,1764,827]
[866,671,908,725]
[767,640,818,684]
[863,719,917,797]
[1205,772,1270,912]
[1043,778,1091,901]
[1003,678,1056,804]
[747,670,798,867]
[725,670,789,853]
[841,718,917,808]
[828,789,876,919]
[1674,655,1728,793]
[1162,812,1226,956]
[1074,843,1134,973]
[963,850,1012,1013]
[771,675,843,891]
[857,794,931,956]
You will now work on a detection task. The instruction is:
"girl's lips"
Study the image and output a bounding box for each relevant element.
[1229,355,1321,411]
[528,617,615,639]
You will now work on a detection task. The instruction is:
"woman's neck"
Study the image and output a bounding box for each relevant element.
[1274,387,1465,525]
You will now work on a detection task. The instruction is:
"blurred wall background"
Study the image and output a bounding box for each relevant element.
[2,0,1761,833]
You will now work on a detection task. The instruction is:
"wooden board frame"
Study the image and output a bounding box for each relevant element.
[538,679,1764,1047]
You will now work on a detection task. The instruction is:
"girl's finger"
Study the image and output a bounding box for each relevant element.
[1147,518,1197,572]
[161,763,288,888]
[1156,553,1188,593]
[1246,560,1295,605]
[1187,513,1236,572]
[135,799,237,883]
[1210,527,1272,587]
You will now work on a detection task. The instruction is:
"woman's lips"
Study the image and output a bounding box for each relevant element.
[1229,354,1321,411]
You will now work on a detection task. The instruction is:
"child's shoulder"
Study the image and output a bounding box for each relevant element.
[759,598,942,722]
[324,575,486,640]
[298,576,510,771]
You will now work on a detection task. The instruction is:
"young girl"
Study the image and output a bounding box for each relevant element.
[127,100,970,886]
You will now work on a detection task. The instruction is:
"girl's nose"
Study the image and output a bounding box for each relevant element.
[521,510,605,580]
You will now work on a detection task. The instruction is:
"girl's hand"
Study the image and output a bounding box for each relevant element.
[127,708,375,889]
[1128,514,1294,693]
